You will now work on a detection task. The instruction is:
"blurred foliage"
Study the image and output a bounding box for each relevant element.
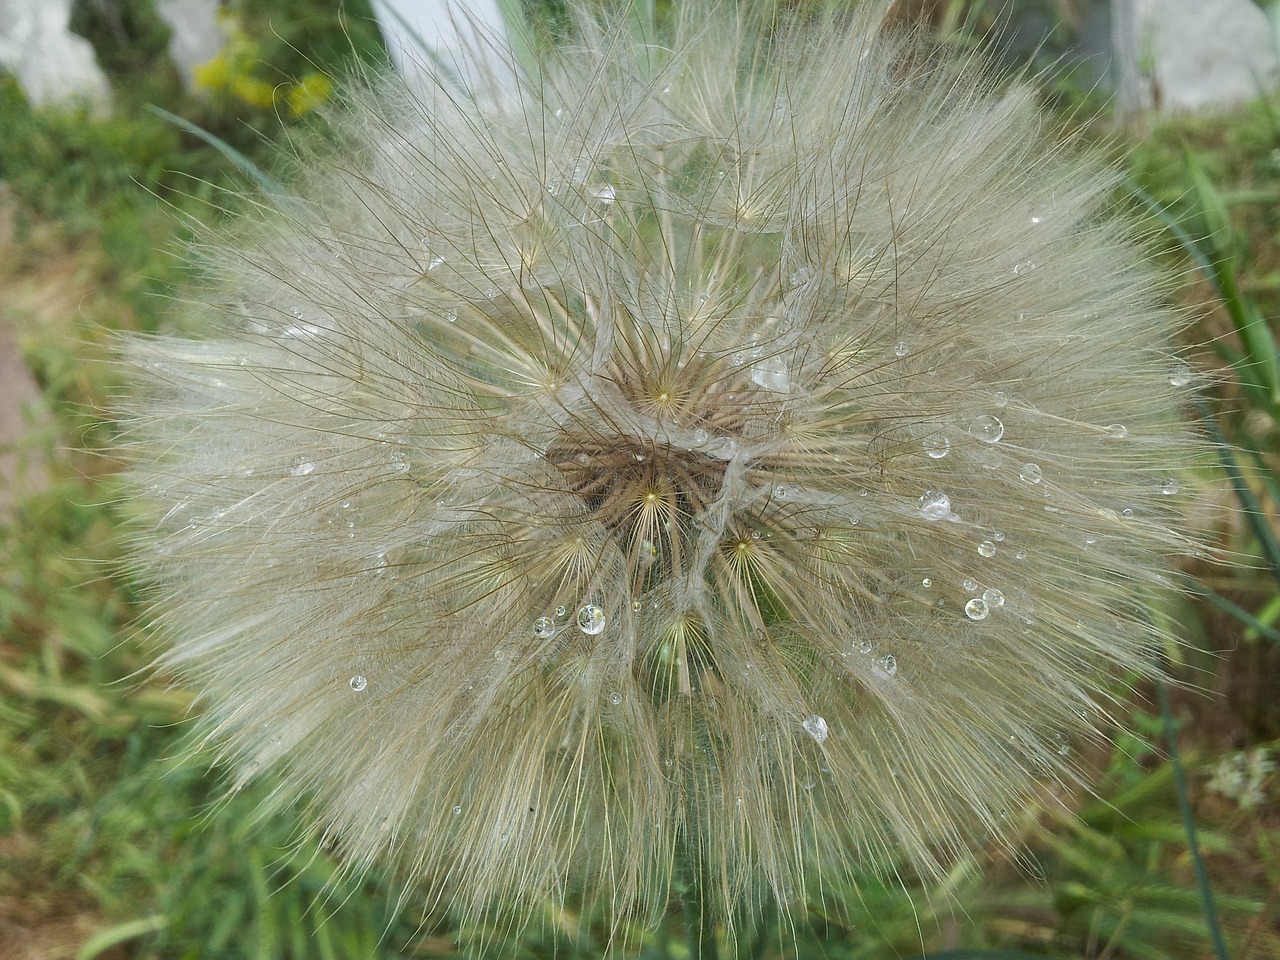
[0,1,1277,959]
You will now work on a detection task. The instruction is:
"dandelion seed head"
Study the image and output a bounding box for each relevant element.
[119,0,1208,943]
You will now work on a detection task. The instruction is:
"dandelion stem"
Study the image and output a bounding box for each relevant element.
[678,837,718,960]
[745,899,775,960]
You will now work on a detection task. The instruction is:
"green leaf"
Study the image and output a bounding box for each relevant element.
[75,915,168,960]
[145,105,286,196]
[1181,147,1280,409]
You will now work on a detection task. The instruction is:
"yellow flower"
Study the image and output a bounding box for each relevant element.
[287,73,333,117]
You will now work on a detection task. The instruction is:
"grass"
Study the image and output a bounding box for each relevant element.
[0,2,1277,958]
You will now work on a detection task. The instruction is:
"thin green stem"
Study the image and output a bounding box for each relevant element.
[1193,394,1280,583]
[1156,676,1229,960]
[145,105,285,196]
[1196,583,1280,645]
[678,838,719,960]
[745,899,775,960]
[1124,179,1280,582]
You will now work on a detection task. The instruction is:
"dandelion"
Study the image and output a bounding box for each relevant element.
[119,0,1206,946]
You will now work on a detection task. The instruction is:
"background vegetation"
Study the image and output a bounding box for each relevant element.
[0,1,1276,957]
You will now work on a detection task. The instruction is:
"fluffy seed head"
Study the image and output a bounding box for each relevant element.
[120,0,1206,939]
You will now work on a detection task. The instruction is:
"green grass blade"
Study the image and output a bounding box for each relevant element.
[1194,394,1280,583]
[1197,584,1280,644]
[145,105,286,197]
[1129,175,1280,580]
[1125,173,1280,413]
[1156,676,1230,960]
[74,915,168,960]
[1123,178,1216,282]
[1181,147,1280,408]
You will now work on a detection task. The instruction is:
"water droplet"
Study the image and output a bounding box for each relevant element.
[894,340,910,358]
[638,539,658,566]
[349,675,367,692]
[555,605,567,619]
[608,691,622,706]
[857,638,873,654]
[1121,507,1134,519]
[982,588,1005,607]
[874,654,897,677]
[533,616,555,638]
[692,428,708,446]
[290,461,315,477]
[1019,462,1042,483]
[750,353,790,392]
[922,577,932,587]
[970,415,1004,444]
[452,805,462,815]
[730,352,746,367]
[1170,361,1193,388]
[802,715,829,743]
[994,390,1008,406]
[1161,478,1179,495]
[577,604,607,635]
[775,486,788,500]
[993,530,1005,542]
[965,598,989,621]
[1104,423,1128,439]
[963,578,978,592]
[1012,259,1035,276]
[977,540,996,558]
[920,491,951,520]
[1030,215,1042,225]
[340,500,352,510]
[924,434,950,459]
[1015,548,1028,560]
[444,310,457,323]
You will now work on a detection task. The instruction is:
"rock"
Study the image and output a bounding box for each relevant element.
[155,0,227,92]
[1130,0,1280,112]
[370,0,512,87]
[0,0,111,113]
